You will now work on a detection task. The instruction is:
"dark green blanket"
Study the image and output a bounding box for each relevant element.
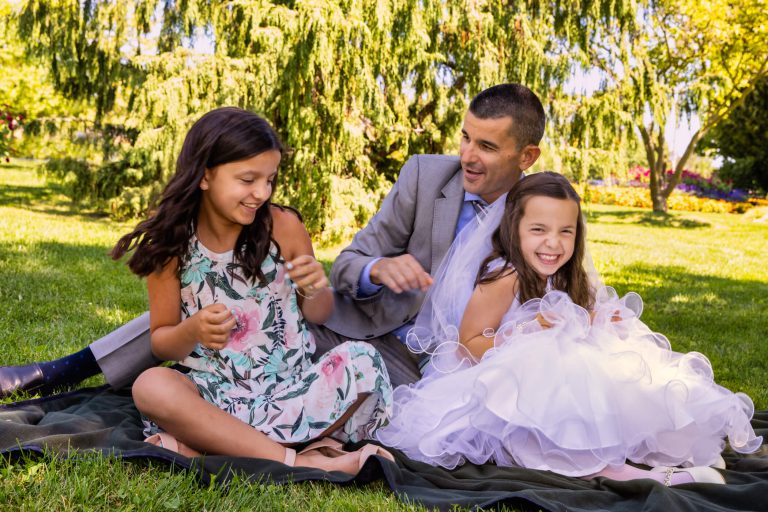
[2,386,767,511]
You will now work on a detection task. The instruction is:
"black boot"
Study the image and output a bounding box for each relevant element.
[0,363,46,398]
[0,347,102,399]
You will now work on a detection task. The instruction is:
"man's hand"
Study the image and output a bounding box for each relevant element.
[370,254,433,293]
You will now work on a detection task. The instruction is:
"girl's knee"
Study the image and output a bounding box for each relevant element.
[132,367,180,413]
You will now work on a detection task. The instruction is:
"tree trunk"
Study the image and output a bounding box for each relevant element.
[639,124,670,212]
[650,183,668,212]
[649,158,669,212]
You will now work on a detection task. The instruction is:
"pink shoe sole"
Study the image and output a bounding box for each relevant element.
[297,438,395,471]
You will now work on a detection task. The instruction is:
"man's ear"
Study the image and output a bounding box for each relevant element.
[520,145,542,171]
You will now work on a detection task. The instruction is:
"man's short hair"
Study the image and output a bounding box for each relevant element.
[469,84,546,148]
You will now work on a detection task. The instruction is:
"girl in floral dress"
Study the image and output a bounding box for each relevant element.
[112,107,393,474]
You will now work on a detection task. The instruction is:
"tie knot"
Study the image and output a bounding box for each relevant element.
[470,199,488,217]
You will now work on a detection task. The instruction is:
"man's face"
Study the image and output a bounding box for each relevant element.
[459,111,539,204]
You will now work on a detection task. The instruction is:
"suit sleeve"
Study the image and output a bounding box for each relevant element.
[330,155,421,301]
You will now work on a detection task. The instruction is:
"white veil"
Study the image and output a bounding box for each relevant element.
[405,195,507,367]
[406,192,602,375]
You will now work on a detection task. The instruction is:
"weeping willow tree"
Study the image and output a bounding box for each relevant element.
[578,0,768,212]
[13,0,635,242]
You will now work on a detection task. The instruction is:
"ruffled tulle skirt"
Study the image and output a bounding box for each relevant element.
[376,288,761,476]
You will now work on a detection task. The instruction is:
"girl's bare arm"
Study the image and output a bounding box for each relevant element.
[272,207,334,324]
[458,272,518,360]
[147,258,236,361]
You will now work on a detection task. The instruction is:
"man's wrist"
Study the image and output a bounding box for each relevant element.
[369,259,383,285]
[357,258,384,297]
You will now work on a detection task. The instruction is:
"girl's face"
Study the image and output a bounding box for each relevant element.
[199,150,281,226]
[517,195,579,280]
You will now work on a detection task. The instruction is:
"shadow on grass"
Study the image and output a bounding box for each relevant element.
[0,181,107,221]
[587,209,710,229]
[601,262,768,406]
[0,171,107,221]
[604,261,767,366]
[607,261,768,323]
[589,238,622,246]
[0,182,65,207]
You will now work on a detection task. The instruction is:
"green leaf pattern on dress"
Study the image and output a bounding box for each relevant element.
[145,236,393,443]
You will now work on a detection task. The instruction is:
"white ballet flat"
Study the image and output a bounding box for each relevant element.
[651,465,726,486]
[710,455,726,469]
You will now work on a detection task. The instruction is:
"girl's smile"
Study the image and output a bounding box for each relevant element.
[535,252,562,266]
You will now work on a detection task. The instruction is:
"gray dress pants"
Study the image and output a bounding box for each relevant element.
[90,313,421,389]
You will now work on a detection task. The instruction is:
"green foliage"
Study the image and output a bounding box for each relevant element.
[700,76,768,194]
[10,0,634,244]
[17,0,139,120]
[0,3,97,162]
[0,105,22,161]
[9,1,766,227]
[42,150,161,216]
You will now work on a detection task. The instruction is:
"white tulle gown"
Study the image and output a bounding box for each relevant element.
[375,196,762,476]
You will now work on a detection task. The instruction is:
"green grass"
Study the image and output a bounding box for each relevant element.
[0,451,415,511]
[584,205,768,405]
[1,159,767,509]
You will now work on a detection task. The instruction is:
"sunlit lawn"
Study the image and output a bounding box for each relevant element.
[1,159,766,510]
[584,203,768,404]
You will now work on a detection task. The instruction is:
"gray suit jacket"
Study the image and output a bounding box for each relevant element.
[325,154,465,340]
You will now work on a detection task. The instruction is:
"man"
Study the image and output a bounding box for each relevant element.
[0,83,545,396]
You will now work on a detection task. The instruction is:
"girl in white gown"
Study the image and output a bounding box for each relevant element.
[376,172,761,486]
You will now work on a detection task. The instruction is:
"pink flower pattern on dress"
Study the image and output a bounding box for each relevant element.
[144,236,393,444]
[227,305,261,351]
[321,352,348,388]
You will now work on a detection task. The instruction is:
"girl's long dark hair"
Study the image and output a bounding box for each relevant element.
[476,172,592,309]
[110,107,283,284]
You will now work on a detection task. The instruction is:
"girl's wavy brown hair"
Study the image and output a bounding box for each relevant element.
[476,171,593,309]
[110,107,284,284]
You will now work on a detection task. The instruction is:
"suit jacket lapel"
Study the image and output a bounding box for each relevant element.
[431,170,464,273]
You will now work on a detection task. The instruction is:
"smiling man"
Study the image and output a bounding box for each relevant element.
[320,84,545,385]
[0,83,546,396]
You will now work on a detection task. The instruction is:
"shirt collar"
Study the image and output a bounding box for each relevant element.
[463,191,486,205]
[462,172,524,206]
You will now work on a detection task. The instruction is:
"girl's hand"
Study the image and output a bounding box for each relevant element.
[285,255,329,299]
[610,310,622,322]
[589,310,623,324]
[535,313,553,329]
[193,304,237,350]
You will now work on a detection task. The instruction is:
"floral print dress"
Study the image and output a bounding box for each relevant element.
[146,236,393,443]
